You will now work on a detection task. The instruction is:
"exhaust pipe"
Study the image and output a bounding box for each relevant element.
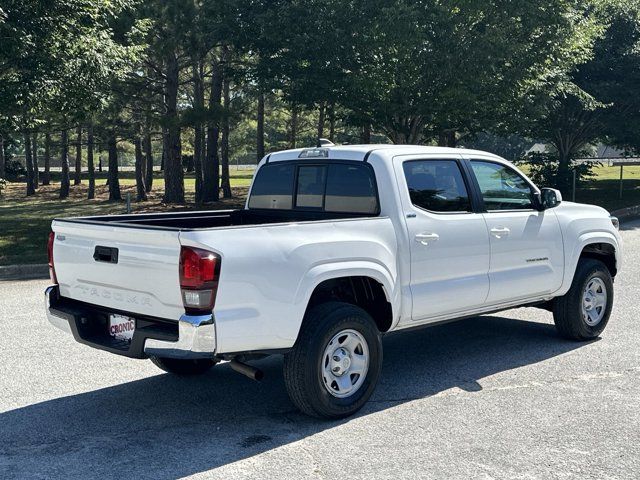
[230,359,264,381]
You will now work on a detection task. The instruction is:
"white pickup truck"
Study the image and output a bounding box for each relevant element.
[46,145,622,418]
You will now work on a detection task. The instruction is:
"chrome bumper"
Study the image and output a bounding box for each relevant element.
[45,286,216,359]
[45,286,74,335]
[143,314,216,359]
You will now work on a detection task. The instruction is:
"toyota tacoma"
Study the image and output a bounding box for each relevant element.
[45,145,622,418]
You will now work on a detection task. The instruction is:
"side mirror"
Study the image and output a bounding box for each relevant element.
[535,188,562,210]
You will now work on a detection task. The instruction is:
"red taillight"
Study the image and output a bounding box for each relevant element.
[48,231,58,285]
[179,246,220,313]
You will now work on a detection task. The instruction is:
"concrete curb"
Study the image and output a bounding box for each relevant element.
[0,264,49,282]
[611,205,640,224]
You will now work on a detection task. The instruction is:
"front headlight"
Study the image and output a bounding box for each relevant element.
[610,216,620,230]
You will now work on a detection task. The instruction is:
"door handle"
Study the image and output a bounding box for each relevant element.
[415,233,440,245]
[490,227,510,238]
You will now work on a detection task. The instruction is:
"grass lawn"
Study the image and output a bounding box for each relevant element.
[1,164,640,266]
[572,165,640,211]
[0,169,252,266]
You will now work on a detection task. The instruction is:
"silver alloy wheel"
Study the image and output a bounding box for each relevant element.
[321,329,370,398]
[581,277,608,326]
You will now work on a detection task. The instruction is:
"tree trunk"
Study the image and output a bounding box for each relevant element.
[192,60,205,204]
[87,124,95,199]
[203,54,223,202]
[360,124,371,144]
[24,131,35,196]
[134,132,147,201]
[438,130,456,147]
[74,125,82,185]
[256,92,265,162]
[317,102,326,142]
[144,129,153,192]
[289,104,298,148]
[162,51,184,204]
[32,133,39,186]
[42,133,51,185]
[0,134,5,179]
[60,129,70,199]
[184,155,194,173]
[556,141,573,195]
[328,102,336,142]
[107,131,121,201]
[221,75,232,199]
[160,128,167,172]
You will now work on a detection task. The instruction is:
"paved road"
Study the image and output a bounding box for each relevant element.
[1,221,639,479]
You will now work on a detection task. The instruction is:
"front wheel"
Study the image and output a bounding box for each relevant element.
[283,302,383,419]
[553,258,614,340]
[150,356,218,375]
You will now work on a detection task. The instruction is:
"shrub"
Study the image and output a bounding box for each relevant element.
[4,159,26,180]
[517,152,596,197]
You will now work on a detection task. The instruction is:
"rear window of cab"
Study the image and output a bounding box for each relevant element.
[248,162,379,214]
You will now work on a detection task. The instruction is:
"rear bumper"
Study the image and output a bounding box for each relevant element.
[45,286,216,359]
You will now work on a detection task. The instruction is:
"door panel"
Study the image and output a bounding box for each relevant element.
[482,211,564,303]
[395,156,490,322]
[407,214,491,319]
[469,159,564,303]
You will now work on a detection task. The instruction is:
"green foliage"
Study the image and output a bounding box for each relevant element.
[577,0,640,154]
[1,0,640,203]
[0,0,139,131]
[2,159,26,181]
[460,133,534,162]
[517,0,640,174]
[518,151,597,196]
[252,0,606,144]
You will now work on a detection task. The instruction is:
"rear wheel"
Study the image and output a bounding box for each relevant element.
[553,258,614,340]
[283,302,383,419]
[150,356,218,375]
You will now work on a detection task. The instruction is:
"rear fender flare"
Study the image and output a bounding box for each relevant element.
[293,261,400,338]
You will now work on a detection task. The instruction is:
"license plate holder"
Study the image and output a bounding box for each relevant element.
[109,314,135,342]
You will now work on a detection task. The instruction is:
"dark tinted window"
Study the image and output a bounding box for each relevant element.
[470,161,533,210]
[247,163,295,209]
[296,165,327,208]
[403,160,471,212]
[325,164,378,213]
[248,162,378,214]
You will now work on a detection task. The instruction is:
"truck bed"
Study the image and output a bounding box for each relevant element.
[50,208,396,353]
[57,208,373,230]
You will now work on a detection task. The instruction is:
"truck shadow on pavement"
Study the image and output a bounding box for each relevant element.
[1,314,589,479]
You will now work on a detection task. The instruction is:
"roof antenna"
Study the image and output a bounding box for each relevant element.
[317,138,335,147]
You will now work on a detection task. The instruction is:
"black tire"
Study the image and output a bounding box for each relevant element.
[150,356,218,375]
[553,258,614,341]
[283,301,383,419]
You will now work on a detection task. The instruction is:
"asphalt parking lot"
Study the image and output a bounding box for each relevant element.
[1,220,639,479]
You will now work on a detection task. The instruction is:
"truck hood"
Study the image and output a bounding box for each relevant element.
[551,201,621,250]
[552,201,612,219]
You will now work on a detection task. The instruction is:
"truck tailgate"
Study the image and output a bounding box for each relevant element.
[52,220,184,320]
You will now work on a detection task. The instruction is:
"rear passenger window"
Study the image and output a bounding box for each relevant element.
[325,164,378,214]
[296,165,327,208]
[247,164,295,209]
[403,160,471,212]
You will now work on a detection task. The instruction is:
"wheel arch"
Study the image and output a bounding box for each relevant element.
[294,262,399,340]
[560,232,620,295]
